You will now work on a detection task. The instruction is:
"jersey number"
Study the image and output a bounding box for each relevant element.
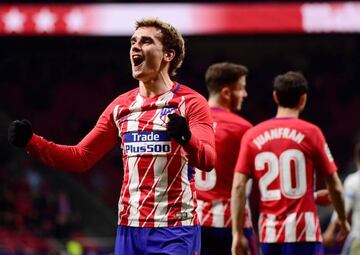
[195,168,216,191]
[255,149,306,201]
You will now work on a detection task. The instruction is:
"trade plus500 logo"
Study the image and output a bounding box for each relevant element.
[123,131,171,155]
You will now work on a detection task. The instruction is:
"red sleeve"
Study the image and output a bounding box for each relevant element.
[25,104,119,172]
[234,130,253,176]
[182,95,216,172]
[312,127,337,176]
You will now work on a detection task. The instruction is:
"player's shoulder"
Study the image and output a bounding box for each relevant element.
[294,118,322,132]
[109,88,138,106]
[176,83,206,100]
[256,117,321,133]
[215,110,252,127]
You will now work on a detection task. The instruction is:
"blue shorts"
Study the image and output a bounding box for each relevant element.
[114,225,201,255]
[200,227,258,255]
[261,242,324,255]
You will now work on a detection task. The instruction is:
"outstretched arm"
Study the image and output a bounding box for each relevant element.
[9,114,118,172]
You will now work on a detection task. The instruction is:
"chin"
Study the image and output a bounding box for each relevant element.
[132,71,143,80]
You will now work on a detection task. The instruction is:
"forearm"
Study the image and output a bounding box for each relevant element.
[183,135,216,172]
[326,173,346,221]
[26,123,117,172]
[231,173,248,235]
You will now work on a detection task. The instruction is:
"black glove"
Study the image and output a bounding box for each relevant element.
[167,113,191,145]
[8,119,33,148]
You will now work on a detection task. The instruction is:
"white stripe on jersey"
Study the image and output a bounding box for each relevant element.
[128,156,141,226]
[153,156,169,227]
[197,200,204,224]
[305,212,316,241]
[147,145,182,225]
[181,163,195,226]
[130,157,157,226]
[178,96,186,116]
[126,94,145,132]
[259,211,321,243]
[124,95,144,226]
[284,213,296,242]
[212,200,225,227]
[264,214,276,243]
[118,157,131,224]
[162,159,187,224]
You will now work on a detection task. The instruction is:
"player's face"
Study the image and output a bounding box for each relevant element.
[230,76,247,112]
[130,27,167,82]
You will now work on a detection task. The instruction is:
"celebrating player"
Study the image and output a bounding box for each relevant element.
[8,18,216,255]
[231,71,350,255]
[195,62,257,255]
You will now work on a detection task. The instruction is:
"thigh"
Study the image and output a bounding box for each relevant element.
[201,227,232,255]
[114,226,148,255]
[147,225,201,255]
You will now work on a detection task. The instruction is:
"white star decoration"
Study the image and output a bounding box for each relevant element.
[65,9,85,32]
[33,8,57,33]
[3,8,26,32]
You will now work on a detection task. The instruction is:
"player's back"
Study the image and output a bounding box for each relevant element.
[195,108,252,227]
[237,117,337,242]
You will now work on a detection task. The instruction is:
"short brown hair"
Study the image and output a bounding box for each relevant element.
[273,71,308,108]
[205,62,248,94]
[136,18,185,77]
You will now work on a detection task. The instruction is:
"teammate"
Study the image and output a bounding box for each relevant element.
[195,62,257,255]
[8,18,216,255]
[323,142,360,255]
[231,71,350,255]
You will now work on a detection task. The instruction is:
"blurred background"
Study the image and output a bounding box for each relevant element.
[0,1,359,254]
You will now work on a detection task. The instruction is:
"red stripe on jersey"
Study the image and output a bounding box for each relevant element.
[26,83,215,228]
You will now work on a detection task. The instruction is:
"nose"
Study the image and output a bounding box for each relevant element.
[131,41,141,52]
[243,90,248,98]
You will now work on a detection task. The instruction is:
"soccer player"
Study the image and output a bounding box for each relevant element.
[323,141,360,255]
[8,18,216,255]
[231,71,350,255]
[195,62,257,255]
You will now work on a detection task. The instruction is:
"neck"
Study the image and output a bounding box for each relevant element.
[139,71,173,97]
[276,106,300,118]
[208,95,230,110]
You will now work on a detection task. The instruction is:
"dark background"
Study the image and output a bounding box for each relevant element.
[0,32,359,253]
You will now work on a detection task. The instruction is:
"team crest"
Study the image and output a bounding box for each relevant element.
[160,107,176,124]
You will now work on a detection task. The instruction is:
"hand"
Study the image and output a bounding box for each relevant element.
[336,218,350,241]
[231,232,249,255]
[167,113,191,145]
[322,224,336,246]
[8,119,33,148]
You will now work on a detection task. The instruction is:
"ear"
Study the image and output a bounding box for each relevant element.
[273,91,279,104]
[298,94,307,110]
[164,49,175,62]
[220,86,231,100]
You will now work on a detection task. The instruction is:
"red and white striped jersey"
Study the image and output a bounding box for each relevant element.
[235,117,337,243]
[26,82,216,228]
[195,108,252,228]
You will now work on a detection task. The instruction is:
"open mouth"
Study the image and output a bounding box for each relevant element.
[132,55,144,67]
